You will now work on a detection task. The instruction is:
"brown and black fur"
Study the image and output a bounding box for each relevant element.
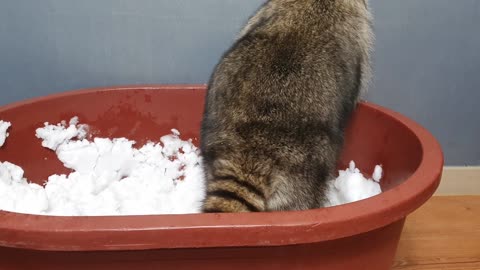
[200,0,374,213]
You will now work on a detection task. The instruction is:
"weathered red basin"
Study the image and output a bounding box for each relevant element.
[0,85,443,269]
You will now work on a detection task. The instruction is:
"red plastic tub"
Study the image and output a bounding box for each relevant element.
[0,85,443,269]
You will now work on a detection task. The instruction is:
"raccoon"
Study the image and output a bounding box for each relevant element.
[200,0,374,213]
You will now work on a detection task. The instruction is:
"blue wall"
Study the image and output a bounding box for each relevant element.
[0,0,479,165]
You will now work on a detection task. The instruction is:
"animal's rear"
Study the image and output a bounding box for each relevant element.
[202,156,269,212]
[201,0,374,213]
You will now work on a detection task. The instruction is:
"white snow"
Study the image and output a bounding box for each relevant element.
[325,161,382,207]
[372,164,383,182]
[0,117,383,216]
[0,118,205,216]
[35,116,87,151]
[0,161,50,214]
[0,120,11,147]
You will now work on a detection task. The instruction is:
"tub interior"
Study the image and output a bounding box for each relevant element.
[0,88,422,193]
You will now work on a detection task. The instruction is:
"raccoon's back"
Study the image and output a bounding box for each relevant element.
[205,6,370,130]
[200,0,373,213]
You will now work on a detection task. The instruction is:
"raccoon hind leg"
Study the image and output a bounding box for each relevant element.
[202,159,267,213]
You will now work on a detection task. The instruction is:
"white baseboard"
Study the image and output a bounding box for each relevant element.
[435,166,480,195]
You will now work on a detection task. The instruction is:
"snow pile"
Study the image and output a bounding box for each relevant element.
[0,120,11,147]
[0,161,49,214]
[0,118,205,216]
[326,161,382,207]
[0,117,383,216]
[35,116,88,150]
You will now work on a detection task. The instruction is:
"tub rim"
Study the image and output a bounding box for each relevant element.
[0,85,443,251]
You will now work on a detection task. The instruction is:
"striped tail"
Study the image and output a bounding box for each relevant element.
[202,173,266,213]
